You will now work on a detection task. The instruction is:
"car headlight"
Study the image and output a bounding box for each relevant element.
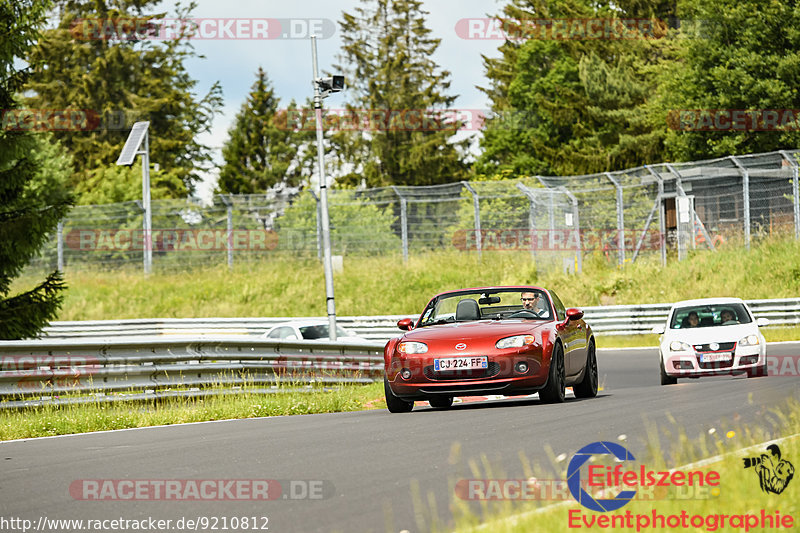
[397,341,428,354]
[738,335,760,346]
[669,341,692,352]
[495,335,536,349]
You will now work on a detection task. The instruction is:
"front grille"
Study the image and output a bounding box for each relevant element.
[693,342,736,351]
[696,358,734,370]
[424,362,501,381]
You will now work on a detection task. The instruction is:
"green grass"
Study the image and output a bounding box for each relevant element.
[13,235,800,321]
[441,397,800,533]
[0,382,385,441]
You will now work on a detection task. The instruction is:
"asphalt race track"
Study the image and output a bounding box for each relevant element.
[3,343,799,533]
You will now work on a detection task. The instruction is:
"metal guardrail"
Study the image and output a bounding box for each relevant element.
[0,336,385,407]
[39,298,800,340]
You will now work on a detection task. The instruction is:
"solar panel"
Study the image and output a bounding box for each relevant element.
[116,121,150,165]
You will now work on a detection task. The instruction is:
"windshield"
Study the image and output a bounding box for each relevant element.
[669,303,752,329]
[299,325,352,339]
[418,288,551,327]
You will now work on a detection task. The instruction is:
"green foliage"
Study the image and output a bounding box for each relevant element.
[0,0,73,339]
[334,0,468,187]
[24,0,222,196]
[74,165,187,205]
[275,191,400,254]
[219,68,313,194]
[477,0,675,177]
[660,0,800,160]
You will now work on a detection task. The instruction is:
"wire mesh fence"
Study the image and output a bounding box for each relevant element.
[28,149,800,273]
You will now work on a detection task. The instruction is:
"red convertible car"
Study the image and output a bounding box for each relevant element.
[383,286,598,412]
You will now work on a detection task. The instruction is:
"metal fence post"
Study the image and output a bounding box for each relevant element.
[391,186,408,262]
[645,165,667,267]
[779,150,800,241]
[56,220,64,272]
[462,182,482,259]
[559,186,582,273]
[730,156,750,251]
[605,172,625,266]
[516,183,538,262]
[220,195,234,270]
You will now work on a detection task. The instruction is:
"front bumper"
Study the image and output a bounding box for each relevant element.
[662,345,764,377]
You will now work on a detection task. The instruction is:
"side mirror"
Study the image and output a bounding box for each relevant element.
[566,308,584,321]
[652,324,666,335]
[397,318,414,331]
[756,317,770,327]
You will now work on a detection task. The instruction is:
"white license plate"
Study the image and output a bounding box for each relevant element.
[434,356,488,371]
[700,352,732,363]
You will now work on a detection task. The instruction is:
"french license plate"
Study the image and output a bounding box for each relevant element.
[434,357,488,371]
[700,352,732,363]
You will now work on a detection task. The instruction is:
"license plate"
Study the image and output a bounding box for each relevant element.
[700,352,732,363]
[434,357,488,371]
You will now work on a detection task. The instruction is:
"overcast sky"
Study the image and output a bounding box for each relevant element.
[161,0,506,196]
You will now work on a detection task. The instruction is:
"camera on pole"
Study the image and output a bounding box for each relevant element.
[315,75,344,97]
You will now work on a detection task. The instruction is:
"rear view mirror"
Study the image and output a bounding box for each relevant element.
[479,296,501,305]
[397,318,414,331]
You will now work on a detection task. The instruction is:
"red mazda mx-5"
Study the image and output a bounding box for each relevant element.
[383,286,598,412]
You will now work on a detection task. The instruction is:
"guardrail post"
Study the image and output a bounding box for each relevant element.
[730,156,750,251]
[462,182,481,259]
[605,172,625,266]
[779,150,800,241]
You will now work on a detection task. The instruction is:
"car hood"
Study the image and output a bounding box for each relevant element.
[662,323,759,344]
[402,320,547,343]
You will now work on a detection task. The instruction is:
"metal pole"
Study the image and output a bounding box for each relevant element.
[605,172,625,266]
[665,163,689,261]
[311,36,337,341]
[558,186,582,273]
[220,195,233,271]
[645,165,667,266]
[730,155,750,251]
[516,183,538,263]
[462,182,481,258]
[56,220,64,272]
[779,150,800,241]
[141,130,152,275]
[392,186,408,262]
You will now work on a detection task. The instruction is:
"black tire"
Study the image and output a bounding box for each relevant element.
[660,359,677,385]
[747,356,768,378]
[384,377,414,413]
[539,342,566,403]
[428,396,454,409]
[573,340,598,399]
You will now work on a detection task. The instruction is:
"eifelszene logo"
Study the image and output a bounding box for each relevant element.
[743,444,795,495]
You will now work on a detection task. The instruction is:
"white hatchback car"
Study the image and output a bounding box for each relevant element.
[262,320,368,343]
[654,298,769,385]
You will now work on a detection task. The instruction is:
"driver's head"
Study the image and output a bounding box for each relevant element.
[521,291,539,310]
[721,309,734,322]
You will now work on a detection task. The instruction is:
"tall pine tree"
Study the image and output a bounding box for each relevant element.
[25,0,222,198]
[334,0,467,187]
[219,68,311,194]
[1,0,74,339]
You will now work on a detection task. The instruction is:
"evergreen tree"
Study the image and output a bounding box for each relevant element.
[1,0,74,339]
[334,0,467,187]
[25,0,222,197]
[219,68,311,194]
[476,0,677,177]
[660,0,800,160]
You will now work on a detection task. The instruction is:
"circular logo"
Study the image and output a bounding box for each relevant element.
[709,342,719,351]
[567,441,637,512]
[455,343,467,350]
